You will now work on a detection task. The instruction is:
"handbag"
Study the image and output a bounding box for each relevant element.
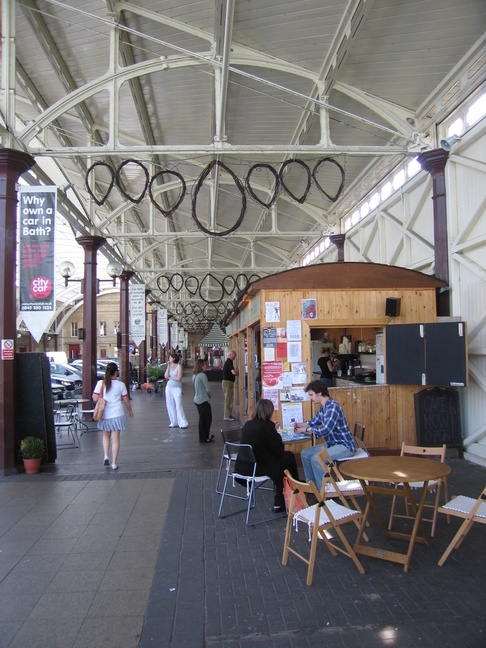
[283,475,307,513]
[93,383,106,421]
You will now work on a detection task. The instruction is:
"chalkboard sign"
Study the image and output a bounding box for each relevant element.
[414,387,462,456]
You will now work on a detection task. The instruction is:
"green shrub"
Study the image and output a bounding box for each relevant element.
[145,363,167,383]
[20,436,45,459]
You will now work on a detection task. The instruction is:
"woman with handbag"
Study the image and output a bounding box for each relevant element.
[92,362,134,470]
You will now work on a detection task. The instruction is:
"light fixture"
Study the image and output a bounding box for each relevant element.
[59,260,82,288]
[440,134,462,151]
[98,261,123,292]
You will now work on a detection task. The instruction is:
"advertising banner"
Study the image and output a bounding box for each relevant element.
[18,186,57,342]
[129,284,146,347]
[157,308,168,345]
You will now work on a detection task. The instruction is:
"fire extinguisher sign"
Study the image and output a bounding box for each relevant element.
[1,339,14,360]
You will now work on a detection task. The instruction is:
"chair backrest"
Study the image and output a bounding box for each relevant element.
[226,442,258,480]
[353,420,366,442]
[400,442,446,462]
[221,426,242,444]
[283,470,321,501]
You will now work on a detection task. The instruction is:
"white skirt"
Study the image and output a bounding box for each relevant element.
[97,415,127,431]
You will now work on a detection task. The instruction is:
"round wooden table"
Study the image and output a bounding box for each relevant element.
[341,456,451,572]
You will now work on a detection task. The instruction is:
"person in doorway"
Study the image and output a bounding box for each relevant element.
[93,362,134,470]
[222,350,238,421]
[235,399,299,513]
[164,352,188,429]
[317,347,336,387]
[193,359,214,443]
[294,380,356,491]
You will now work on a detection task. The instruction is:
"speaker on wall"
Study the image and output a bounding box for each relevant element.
[78,328,85,340]
[385,297,401,317]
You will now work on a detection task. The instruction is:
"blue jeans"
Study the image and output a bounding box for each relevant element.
[301,443,355,491]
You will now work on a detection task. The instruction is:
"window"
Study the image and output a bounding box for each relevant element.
[99,321,107,337]
[70,322,78,337]
[113,321,119,335]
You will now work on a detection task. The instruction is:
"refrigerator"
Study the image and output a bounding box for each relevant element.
[375,331,385,384]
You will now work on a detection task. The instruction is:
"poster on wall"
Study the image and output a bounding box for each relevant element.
[262,360,283,389]
[129,284,146,347]
[287,320,302,341]
[18,186,57,342]
[265,301,280,322]
[281,403,304,429]
[263,327,277,348]
[276,327,287,359]
[263,388,279,410]
[287,341,302,363]
[291,362,307,384]
[302,298,317,320]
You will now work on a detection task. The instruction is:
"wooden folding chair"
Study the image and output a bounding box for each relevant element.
[313,420,370,461]
[387,443,449,537]
[282,470,365,585]
[315,447,369,540]
[438,486,486,566]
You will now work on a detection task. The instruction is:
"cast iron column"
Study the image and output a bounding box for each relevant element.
[330,234,346,262]
[119,271,134,391]
[418,148,450,316]
[0,149,35,474]
[151,308,158,363]
[77,236,105,408]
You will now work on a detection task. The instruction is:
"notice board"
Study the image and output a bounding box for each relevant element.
[414,387,462,456]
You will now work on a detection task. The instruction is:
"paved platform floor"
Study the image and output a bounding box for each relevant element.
[1,373,485,647]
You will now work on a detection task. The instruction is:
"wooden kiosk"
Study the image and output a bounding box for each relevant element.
[225,263,466,451]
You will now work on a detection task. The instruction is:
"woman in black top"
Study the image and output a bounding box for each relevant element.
[317,347,335,387]
[235,399,298,512]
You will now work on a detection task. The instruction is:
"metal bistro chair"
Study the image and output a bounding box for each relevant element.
[218,442,272,526]
[54,404,80,448]
[215,426,242,495]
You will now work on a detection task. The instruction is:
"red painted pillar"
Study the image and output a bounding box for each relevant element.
[77,236,105,408]
[0,149,35,473]
[119,271,134,391]
[418,148,450,316]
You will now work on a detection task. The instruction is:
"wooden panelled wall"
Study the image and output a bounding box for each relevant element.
[230,286,438,450]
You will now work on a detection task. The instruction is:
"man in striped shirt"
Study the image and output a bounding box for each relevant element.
[294,380,356,490]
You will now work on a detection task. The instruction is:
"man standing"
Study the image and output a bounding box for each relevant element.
[222,350,238,421]
[294,380,356,490]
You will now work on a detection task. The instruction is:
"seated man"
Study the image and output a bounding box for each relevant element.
[294,380,356,491]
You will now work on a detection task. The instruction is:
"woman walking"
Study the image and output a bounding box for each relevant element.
[92,362,134,470]
[164,352,188,428]
[192,359,214,443]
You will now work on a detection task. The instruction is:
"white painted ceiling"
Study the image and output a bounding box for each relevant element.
[4,0,486,332]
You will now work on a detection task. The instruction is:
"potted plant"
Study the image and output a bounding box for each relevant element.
[145,363,166,384]
[20,436,45,474]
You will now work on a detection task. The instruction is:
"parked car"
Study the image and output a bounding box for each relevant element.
[71,359,106,379]
[49,362,83,382]
[51,384,66,400]
[50,376,77,398]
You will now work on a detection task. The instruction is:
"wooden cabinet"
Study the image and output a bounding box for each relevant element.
[385,322,467,386]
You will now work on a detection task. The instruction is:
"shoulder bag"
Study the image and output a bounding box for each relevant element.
[93,383,106,421]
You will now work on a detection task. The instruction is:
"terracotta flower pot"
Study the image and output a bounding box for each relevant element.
[23,458,42,474]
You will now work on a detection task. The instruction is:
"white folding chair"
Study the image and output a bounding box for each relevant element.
[282,471,365,585]
[218,442,272,525]
[388,443,449,538]
[438,486,486,566]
